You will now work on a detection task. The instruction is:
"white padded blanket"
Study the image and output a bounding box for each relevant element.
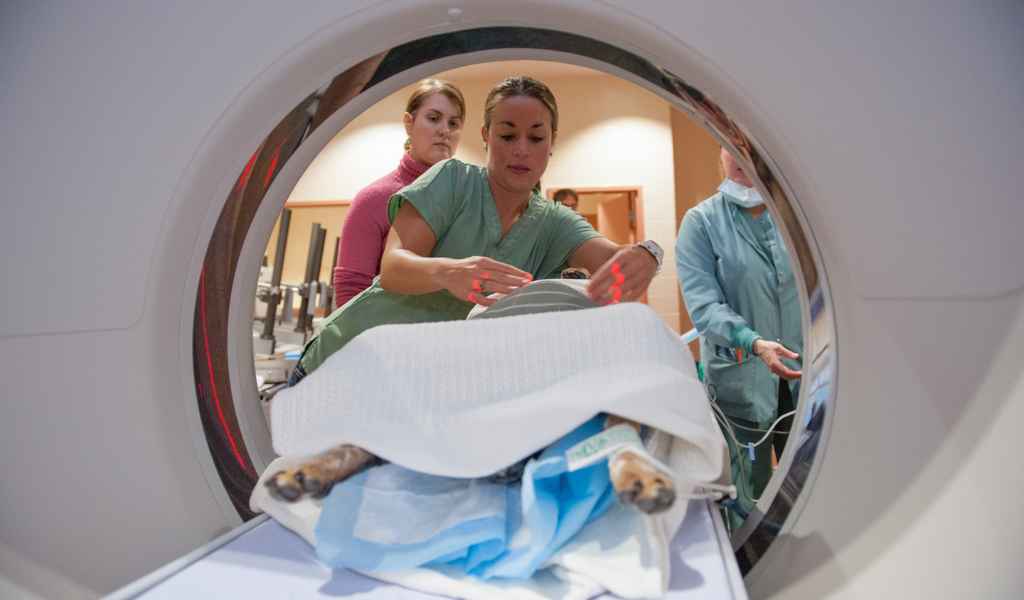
[270,302,722,485]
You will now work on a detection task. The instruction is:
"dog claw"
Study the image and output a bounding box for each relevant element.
[265,478,302,502]
[301,475,320,493]
[636,486,676,514]
[617,478,643,504]
[305,478,337,500]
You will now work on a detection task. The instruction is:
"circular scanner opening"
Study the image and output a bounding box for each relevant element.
[188,26,837,579]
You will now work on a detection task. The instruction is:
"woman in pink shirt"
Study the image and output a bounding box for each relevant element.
[333,80,466,308]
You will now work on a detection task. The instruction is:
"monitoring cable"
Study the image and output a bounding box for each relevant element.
[705,381,795,504]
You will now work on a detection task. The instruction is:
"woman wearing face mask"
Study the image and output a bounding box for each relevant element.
[332,79,466,308]
[293,76,662,381]
[674,147,803,532]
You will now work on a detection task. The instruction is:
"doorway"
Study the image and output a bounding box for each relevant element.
[546,186,647,303]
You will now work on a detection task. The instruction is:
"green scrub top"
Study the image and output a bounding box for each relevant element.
[675,193,802,423]
[300,158,601,374]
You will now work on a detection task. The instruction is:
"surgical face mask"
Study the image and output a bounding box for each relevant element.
[718,178,764,208]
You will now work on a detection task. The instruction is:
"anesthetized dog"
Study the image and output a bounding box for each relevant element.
[265,269,677,515]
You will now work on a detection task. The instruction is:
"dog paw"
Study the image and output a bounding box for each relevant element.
[610,451,676,514]
[264,445,383,503]
[265,466,336,502]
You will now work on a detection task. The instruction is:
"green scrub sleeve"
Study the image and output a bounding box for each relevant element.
[731,324,763,356]
[386,159,458,239]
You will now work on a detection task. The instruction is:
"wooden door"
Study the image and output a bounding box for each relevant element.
[546,187,646,304]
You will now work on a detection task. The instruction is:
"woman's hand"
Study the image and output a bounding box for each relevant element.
[585,245,658,306]
[382,203,530,303]
[441,256,532,307]
[752,339,802,380]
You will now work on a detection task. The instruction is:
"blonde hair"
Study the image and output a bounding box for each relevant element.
[482,76,558,134]
[403,79,466,150]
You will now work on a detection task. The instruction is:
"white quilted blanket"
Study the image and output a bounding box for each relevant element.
[270,302,722,485]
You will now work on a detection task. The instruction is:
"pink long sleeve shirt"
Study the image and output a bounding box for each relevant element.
[333,152,431,308]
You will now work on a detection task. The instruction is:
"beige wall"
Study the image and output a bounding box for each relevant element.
[670,107,722,354]
[275,60,722,332]
[537,72,680,330]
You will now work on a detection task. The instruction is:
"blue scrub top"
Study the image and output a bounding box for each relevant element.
[675,193,802,423]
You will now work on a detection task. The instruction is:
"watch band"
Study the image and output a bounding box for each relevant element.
[633,240,663,276]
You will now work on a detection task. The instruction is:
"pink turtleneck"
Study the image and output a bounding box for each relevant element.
[333,152,431,308]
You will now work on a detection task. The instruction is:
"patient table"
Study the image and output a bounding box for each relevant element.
[103,498,747,600]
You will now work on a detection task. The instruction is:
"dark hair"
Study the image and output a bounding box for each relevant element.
[552,188,578,203]
[404,79,466,150]
[482,76,558,134]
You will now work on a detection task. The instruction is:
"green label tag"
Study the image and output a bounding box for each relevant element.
[565,423,645,471]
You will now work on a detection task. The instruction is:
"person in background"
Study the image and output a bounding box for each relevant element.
[333,79,466,309]
[292,76,663,382]
[552,188,579,211]
[674,146,802,533]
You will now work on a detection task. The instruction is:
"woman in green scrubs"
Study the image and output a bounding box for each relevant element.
[293,76,663,381]
[675,147,803,532]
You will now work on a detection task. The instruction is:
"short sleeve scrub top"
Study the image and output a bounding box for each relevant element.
[298,159,602,375]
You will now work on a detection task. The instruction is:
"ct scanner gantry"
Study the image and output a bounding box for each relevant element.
[1,1,1022,599]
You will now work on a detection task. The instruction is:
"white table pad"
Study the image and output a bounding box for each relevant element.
[115,499,746,600]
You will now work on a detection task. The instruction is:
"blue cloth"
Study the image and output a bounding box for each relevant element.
[314,415,615,579]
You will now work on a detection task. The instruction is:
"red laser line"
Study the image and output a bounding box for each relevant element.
[510,272,535,307]
[238,150,257,191]
[272,132,294,154]
[260,132,296,190]
[263,154,279,189]
[200,268,246,470]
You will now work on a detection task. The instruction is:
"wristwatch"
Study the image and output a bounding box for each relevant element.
[633,240,664,276]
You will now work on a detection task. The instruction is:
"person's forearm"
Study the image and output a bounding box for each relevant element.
[686,301,749,349]
[379,249,457,296]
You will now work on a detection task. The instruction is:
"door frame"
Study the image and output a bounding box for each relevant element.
[545,185,645,242]
[545,185,646,302]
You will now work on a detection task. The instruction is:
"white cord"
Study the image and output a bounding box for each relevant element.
[705,382,794,504]
[730,410,796,448]
[708,402,757,503]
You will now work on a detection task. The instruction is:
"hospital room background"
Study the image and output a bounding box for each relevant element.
[259,60,720,345]
[2,2,1022,599]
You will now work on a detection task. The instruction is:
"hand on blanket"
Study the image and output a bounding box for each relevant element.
[443,256,533,306]
[587,246,657,306]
